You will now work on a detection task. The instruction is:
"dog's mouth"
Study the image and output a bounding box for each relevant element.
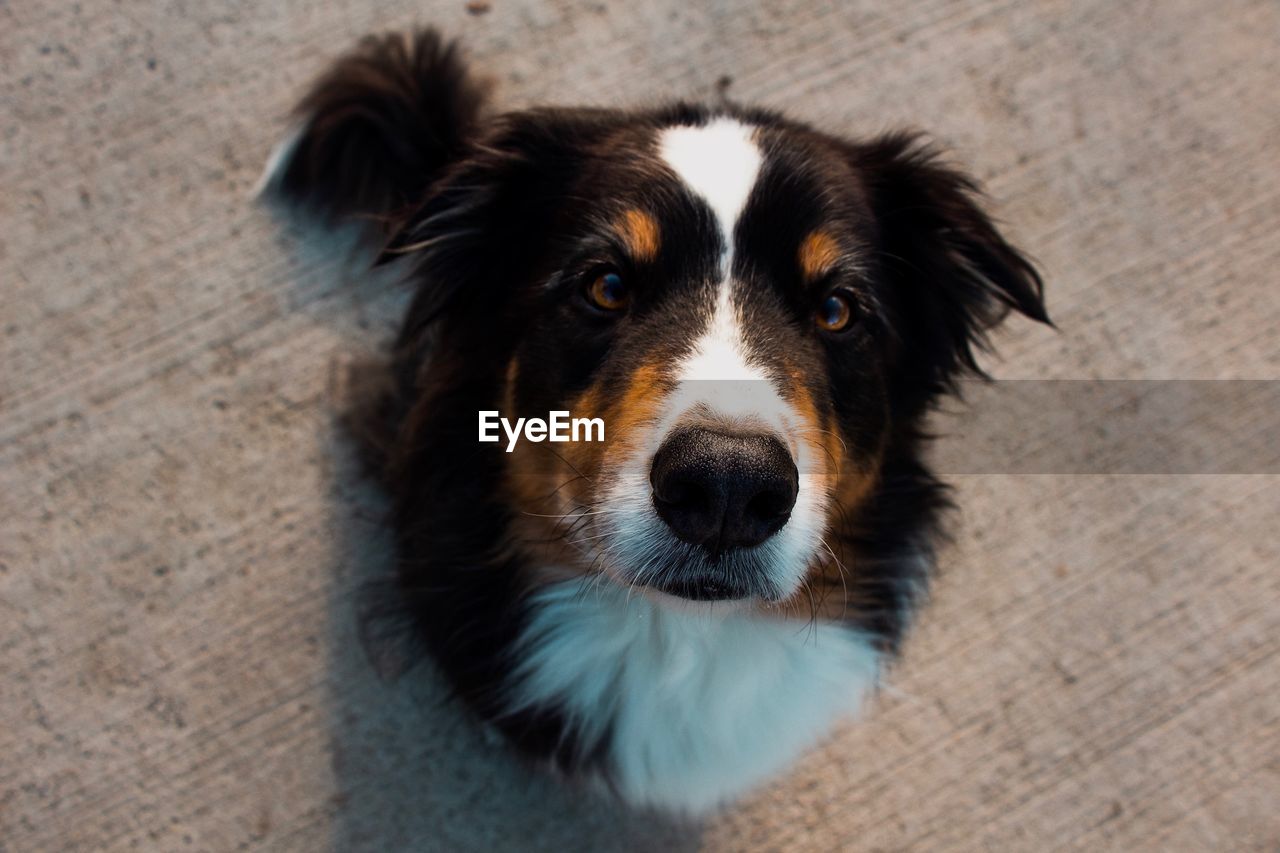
[594,526,794,605]
[647,572,753,602]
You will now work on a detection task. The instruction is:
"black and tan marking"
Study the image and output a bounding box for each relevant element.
[269,25,1048,776]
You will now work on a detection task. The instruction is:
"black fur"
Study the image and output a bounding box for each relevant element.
[274,29,488,225]
[268,27,1049,784]
[849,132,1049,417]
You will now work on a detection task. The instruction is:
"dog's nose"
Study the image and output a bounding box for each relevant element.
[650,427,798,555]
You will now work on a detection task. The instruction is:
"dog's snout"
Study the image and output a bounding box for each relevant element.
[650,427,798,555]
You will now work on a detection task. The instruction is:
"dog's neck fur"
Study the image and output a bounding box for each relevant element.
[505,579,881,813]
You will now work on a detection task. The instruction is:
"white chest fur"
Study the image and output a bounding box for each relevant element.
[506,580,881,813]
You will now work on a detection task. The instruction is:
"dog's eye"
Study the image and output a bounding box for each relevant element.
[815,291,857,333]
[584,270,629,312]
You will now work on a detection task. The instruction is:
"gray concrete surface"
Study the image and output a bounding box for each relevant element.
[2,0,1278,850]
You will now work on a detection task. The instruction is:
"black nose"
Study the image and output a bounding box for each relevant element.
[650,427,798,555]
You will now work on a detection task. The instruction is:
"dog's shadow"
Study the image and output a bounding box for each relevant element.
[266,204,697,851]
[320,446,697,851]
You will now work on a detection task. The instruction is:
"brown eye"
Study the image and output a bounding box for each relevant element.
[816,291,856,333]
[585,271,629,312]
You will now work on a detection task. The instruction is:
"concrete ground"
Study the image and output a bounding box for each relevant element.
[2,0,1277,850]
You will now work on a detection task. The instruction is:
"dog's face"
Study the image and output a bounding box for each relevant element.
[504,118,889,607]
[388,106,1045,616]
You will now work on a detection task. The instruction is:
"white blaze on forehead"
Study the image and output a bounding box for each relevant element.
[658,118,763,263]
[658,119,766,388]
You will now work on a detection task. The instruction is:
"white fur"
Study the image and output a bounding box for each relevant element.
[251,125,305,200]
[508,579,880,814]
[659,118,763,264]
[659,119,764,386]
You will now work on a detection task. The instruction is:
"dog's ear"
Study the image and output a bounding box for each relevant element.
[262,28,489,224]
[848,133,1049,405]
[379,108,623,333]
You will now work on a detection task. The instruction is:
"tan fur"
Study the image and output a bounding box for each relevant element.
[770,361,889,621]
[506,360,672,576]
[798,230,841,281]
[616,209,661,262]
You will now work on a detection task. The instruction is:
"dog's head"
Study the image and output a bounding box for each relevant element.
[382,105,1046,616]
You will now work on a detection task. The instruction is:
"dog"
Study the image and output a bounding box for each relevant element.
[261,28,1048,814]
